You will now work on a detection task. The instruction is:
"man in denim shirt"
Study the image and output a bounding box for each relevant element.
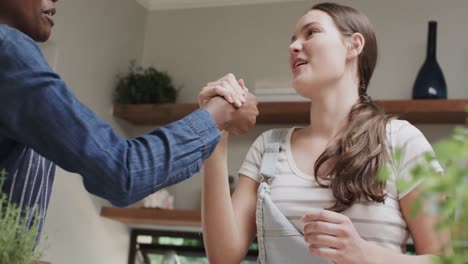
[0,0,259,240]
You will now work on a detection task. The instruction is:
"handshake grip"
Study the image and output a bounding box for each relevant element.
[203,92,259,135]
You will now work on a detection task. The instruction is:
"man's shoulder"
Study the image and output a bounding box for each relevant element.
[0,24,22,39]
[0,24,15,35]
[0,25,36,50]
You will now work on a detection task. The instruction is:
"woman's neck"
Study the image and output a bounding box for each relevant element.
[306,76,359,138]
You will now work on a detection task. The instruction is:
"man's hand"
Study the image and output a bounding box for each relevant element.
[200,73,259,135]
[202,93,258,135]
[224,92,258,135]
[203,92,258,135]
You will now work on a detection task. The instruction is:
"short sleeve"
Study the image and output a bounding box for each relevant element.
[392,121,443,199]
[238,131,270,183]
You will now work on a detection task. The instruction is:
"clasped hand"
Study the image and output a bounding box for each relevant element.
[199,73,259,135]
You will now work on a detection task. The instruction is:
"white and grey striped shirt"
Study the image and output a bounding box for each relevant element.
[239,119,442,253]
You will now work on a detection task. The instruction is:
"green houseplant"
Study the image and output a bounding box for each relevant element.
[0,169,44,264]
[114,60,179,104]
[381,126,467,263]
[413,126,467,263]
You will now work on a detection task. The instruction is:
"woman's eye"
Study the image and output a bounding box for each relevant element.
[306,29,317,37]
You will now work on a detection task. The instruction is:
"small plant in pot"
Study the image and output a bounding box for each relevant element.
[114,60,179,104]
[0,169,45,264]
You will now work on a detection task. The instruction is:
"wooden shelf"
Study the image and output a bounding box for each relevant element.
[113,99,468,125]
[100,207,201,227]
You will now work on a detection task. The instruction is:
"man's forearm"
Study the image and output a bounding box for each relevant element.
[110,109,221,206]
[0,27,221,206]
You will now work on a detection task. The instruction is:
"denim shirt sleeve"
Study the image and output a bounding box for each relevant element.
[0,26,220,206]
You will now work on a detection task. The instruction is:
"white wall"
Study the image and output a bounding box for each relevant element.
[39,0,147,263]
[138,0,467,209]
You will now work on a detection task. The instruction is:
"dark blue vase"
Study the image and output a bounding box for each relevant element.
[412,21,447,99]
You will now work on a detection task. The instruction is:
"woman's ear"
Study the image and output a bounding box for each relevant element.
[347,33,365,59]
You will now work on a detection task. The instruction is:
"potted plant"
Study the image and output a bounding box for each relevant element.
[0,169,45,264]
[114,60,179,104]
[381,126,467,263]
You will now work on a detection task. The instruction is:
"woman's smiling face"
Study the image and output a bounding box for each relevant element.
[288,9,350,98]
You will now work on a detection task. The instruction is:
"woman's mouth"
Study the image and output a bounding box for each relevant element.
[294,60,308,69]
[292,60,308,74]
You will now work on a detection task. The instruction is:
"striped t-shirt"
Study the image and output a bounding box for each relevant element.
[239,119,442,253]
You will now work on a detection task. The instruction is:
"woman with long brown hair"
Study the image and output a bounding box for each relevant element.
[199,2,450,263]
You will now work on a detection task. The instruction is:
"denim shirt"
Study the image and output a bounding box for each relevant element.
[0,25,220,238]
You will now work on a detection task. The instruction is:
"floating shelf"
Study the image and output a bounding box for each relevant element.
[100,207,201,227]
[113,99,468,125]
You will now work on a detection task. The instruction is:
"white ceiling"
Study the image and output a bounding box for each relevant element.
[136,0,304,11]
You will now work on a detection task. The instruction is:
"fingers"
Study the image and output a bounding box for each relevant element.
[302,210,347,224]
[199,85,234,106]
[238,78,248,92]
[212,74,246,107]
[303,220,343,237]
[206,81,243,107]
[200,73,247,108]
[304,233,343,249]
[224,74,247,106]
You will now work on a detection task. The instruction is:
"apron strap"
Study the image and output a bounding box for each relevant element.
[259,129,288,184]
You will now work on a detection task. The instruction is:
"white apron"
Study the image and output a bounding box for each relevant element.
[256,129,334,264]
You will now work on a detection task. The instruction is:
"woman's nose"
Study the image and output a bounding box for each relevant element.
[289,39,302,54]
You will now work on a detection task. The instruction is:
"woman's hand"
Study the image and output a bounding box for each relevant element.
[199,73,248,108]
[302,210,369,264]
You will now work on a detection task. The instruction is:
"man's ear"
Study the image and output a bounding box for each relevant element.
[347,33,365,59]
